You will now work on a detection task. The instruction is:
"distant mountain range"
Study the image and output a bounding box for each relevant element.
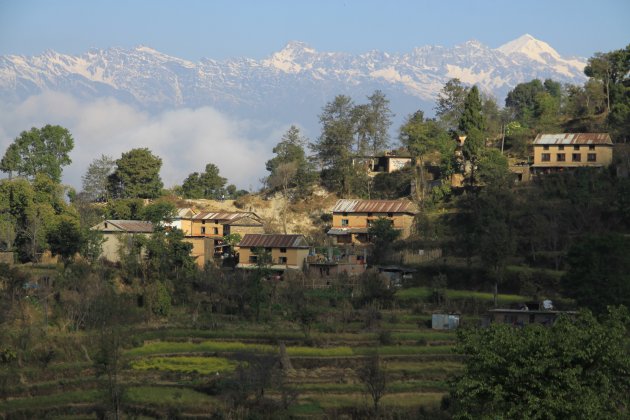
[0,34,587,130]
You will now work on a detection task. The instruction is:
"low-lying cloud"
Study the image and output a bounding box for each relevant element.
[0,92,290,191]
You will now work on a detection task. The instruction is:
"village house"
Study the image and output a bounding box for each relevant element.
[91,220,154,263]
[327,199,416,245]
[352,151,413,175]
[531,133,613,175]
[236,234,309,271]
[165,209,264,268]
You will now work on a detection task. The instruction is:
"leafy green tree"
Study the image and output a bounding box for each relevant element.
[476,148,512,187]
[449,308,630,419]
[352,90,393,155]
[46,219,84,267]
[435,78,469,131]
[144,228,195,282]
[104,198,144,220]
[399,110,451,202]
[505,79,546,125]
[562,234,630,314]
[108,148,163,199]
[311,95,356,195]
[81,154,115,202]
[181,163,227,199]
[461,127,485,188]
[140,199,176,225]
[266,126,316,199]
[0,125,74,183]
[368,217,401,265]
[458,85,486,135]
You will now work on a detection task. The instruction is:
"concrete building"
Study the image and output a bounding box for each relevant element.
[91,220,154,263]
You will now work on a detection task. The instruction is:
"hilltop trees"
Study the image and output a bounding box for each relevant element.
[181,163,227,199]
[312,91,393,197]
[107,148,163,199]
[81,155,116,202]
[0,125,74,182]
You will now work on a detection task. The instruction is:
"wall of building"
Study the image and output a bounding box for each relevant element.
[238,246,308,268]
[332,212,415,239]
[533,145,613,167]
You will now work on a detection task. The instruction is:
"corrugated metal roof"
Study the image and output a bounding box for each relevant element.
[331,199,415,214]
[104,220,154,233]
[193,212,261,223]
[327,227,369,235]
[239,234,309,248]
[533,133,613,146]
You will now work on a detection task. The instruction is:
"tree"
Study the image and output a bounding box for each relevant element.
[47,219,84,267]
[449,308,630,419]
[0,125,74,183]
[435,78,469,131]
[81,155,115,202]
[461,127,485,188]
[458,85,486,135]
[311,95,356,195]
[399,110,451,202]
[562,234,630,314]
[268,162,298,234]
[505,79,546,125]
[368,217,401,265]
[140,199,176,225]
[353,90,393,155]
[357,354,387,415]
[181,163,227,199]
[266,126,315,199]
[108,148,163,199]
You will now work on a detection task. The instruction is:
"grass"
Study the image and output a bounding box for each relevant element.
[294,380,448,393]
[308,391,445,409]
[125,386,219,408]
[130,356,238,375]
[127,339,452,358]
[397,287,527,303]
[0,389,101,412]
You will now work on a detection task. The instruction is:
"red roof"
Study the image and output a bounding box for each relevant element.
[533,133,612,146]
[331,199,415,214]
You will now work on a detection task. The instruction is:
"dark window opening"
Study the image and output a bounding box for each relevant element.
[541,153,551,162]
[587,153,596,162]
[572,154,581,162]
[556,153,565,162]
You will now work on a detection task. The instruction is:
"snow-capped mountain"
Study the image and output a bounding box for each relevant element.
[0,34,587,125]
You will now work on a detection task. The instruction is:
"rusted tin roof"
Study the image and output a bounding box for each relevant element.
[331,199,415,214]
[533,133,612,146]
[98,220,154,233]
[193,212,261,223]
[327,227,370,235]
[239,234,309,248]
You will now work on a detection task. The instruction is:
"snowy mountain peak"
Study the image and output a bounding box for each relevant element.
[263,41,318,73]
[498,34,561,62]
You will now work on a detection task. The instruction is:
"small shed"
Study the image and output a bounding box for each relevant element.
[432,313,460,330]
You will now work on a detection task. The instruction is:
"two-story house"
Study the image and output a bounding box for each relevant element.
[531,133,613,175]
[237,234,310,271]
[327,199,416,245]
[91,220,154,263]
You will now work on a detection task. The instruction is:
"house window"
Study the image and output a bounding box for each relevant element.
[587,153,597,162]
[572,153,581,162]
[558,145,564,151]
[573,145,580,150]
[368,212,373,217]
[543,145,549,150]
[556,153,565,162]
[589,145,596,151]
[215,220,219,224]
[387,213,393,217]
[265,247,272,253]
[201,227,206,234]
[213,227,219,235]
[280,247,287,253]
[202,220,205,224]
[341,219,349,226]
[367,219,374,228]
[541,153,551,162]
[279,256,287,264]
[249,255,257,263]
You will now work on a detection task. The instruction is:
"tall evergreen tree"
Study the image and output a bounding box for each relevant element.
[458,86,486,134]
[108,148,163,199]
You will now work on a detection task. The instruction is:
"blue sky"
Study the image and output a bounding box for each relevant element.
[1,0,628,60]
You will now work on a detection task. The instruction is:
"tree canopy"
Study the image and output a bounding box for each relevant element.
[107,148,163,199]
[181,163,227,199]
[0,125,74,182]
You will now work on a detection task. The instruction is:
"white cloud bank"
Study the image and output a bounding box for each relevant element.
[0,92,290,191]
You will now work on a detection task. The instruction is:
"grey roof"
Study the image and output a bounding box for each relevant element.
[192,212,262,224]
[331,199,415,214]
[533,133,612,146]
[239,234,309,248]
[327,227,369,235]
[95,220,154,233]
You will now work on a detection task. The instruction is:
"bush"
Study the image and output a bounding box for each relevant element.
[377,330,394,346]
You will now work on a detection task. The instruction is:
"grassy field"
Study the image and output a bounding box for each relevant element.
[396,286,527,304]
